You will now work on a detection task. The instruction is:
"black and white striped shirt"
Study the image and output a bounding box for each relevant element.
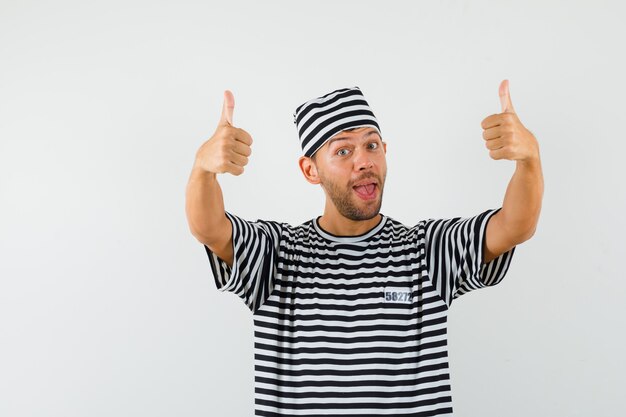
[204,208,516,416]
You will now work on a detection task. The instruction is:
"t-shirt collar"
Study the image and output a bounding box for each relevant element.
[313,214,387,243]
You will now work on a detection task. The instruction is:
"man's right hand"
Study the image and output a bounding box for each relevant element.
[194,90,253,176]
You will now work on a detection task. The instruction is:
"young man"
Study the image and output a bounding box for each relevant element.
[185,84,543,416]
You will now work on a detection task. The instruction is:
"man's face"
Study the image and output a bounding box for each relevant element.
[312,127,387,221]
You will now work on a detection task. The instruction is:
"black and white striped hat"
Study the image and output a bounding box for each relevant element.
[293,86,382,157]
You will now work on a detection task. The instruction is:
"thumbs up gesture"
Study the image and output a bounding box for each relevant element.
[480,80,539,163]
[194,90,253,176]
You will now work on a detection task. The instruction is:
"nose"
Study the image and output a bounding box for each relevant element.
[354,148,373,171]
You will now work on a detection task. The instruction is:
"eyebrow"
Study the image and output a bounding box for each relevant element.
[327,129,381,146]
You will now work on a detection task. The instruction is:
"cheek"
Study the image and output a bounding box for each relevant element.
[378,158,387,172]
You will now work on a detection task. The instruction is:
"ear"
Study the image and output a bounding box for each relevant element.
[382,141,387,153]
[298,156,321,185]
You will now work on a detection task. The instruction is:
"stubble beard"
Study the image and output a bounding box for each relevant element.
[319,171,386,221]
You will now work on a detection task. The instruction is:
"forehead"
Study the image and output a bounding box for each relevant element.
[333,126,376,135]
[329,127,380,141]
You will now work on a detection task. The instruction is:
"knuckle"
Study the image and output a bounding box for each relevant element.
[223,127,237,140]
[219,142,230,154]
[216,126,229,138]
[239,129,252,145]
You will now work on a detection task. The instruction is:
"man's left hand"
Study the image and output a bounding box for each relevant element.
[480,80,540,163]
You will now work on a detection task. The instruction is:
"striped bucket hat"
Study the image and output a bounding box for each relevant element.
[293,86,382,157]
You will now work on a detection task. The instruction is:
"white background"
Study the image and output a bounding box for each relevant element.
[1,1,625,416]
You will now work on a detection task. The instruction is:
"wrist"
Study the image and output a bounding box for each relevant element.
[517,154,541,170]
[191,159,217,180]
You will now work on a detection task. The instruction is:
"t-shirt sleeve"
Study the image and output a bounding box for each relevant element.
[423,207,516,307]
[203,211,283,314]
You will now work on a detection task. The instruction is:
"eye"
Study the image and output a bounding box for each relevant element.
[337,148,350,156]
[368,142,379,150]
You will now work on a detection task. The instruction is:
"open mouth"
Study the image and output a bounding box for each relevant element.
[353,183,378,200]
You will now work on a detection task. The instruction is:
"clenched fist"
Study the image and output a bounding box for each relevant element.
[194,90,253,176]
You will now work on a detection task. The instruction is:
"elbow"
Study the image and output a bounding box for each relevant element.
[189,228,208,246]
[193,232,214,249]
[513,224,537,245]
[186,218,213,246]
[500,208,540,245]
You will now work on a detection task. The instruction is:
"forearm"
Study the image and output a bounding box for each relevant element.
[500,155,544,242]
[185,161,228,244]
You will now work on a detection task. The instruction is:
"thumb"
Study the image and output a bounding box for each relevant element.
[219,89,235,126]
[499,79,515,113]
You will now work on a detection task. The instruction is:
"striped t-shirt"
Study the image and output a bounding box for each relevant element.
[204,207,516,417]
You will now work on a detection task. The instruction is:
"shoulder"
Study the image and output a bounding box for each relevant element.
[259,217,317,241]
[380,215,425,242]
